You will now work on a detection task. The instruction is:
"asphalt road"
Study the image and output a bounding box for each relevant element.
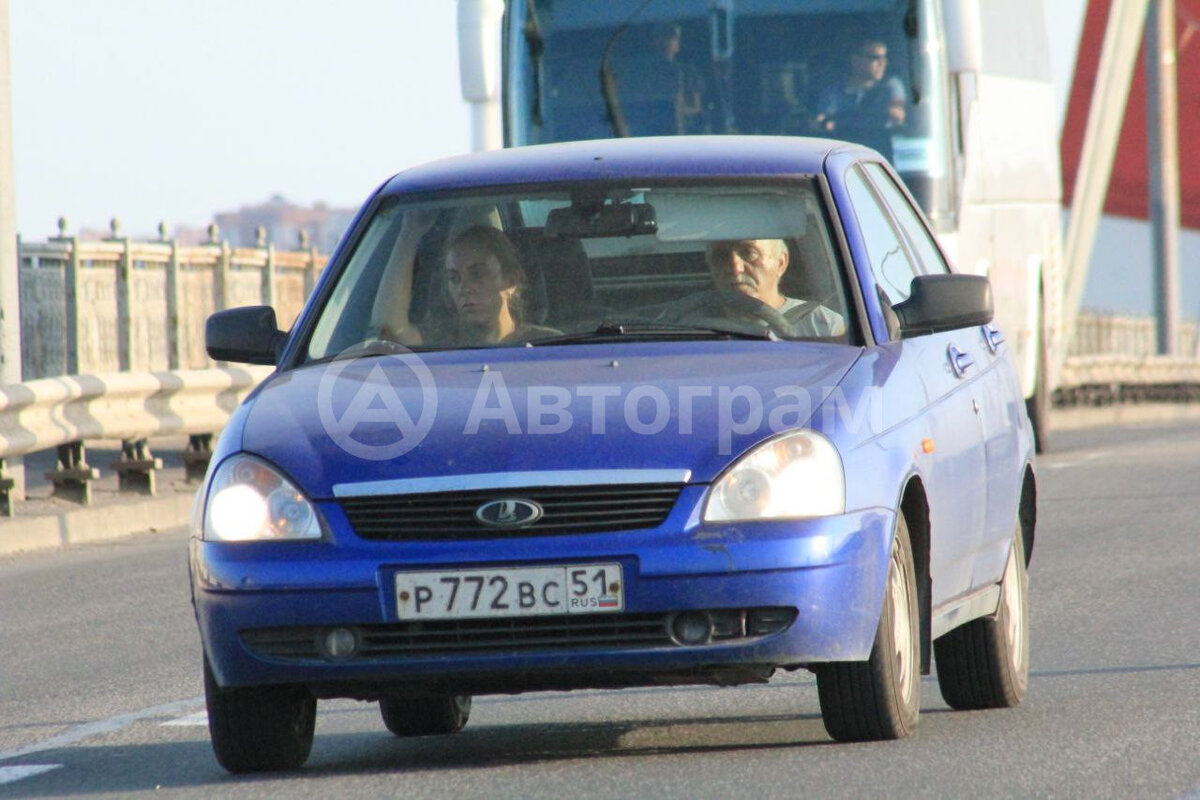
[1,422,1198,799]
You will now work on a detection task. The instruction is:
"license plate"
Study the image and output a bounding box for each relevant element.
[394,563,624,620]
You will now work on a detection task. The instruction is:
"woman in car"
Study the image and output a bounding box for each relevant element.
[374,218,558,347]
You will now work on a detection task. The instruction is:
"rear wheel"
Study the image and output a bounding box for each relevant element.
[816,515,920,741]
[934,523,1030,709]
[203,657,316,773]
[379,694,471,737]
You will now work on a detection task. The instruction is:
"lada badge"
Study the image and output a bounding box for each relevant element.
[475,499,544,528]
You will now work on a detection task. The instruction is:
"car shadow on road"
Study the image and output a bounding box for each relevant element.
[0,712,851,796]
[311,711,842,775]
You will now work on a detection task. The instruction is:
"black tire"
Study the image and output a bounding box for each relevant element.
[379,694,471,737]
[816,515,920,741]
[1026,320,1051,454]
[203,657,316,773]
[934,522,1030,709]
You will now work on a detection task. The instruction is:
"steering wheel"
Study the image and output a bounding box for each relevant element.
[338,337,411,359]
[709,290,794,336]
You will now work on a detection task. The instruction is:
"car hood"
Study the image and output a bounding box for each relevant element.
[241,342,861,498]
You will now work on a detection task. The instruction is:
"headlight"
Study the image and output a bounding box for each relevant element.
[704,430,844,521]
[203,453,323,541]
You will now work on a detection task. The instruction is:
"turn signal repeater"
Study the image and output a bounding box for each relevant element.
[921,439,936,454]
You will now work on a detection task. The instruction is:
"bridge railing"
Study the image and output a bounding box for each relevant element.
[19,220,325,379]
[1058,313,1200,405]
[1069,313,1199,359]
[2,223,324,515]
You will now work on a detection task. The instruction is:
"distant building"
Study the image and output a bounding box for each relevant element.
[173,225,215,247]
[213,195,357,253]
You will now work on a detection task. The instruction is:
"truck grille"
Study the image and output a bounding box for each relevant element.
[340,484,683,541]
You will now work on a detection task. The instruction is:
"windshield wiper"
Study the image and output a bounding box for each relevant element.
[600,0,655,137]
[524,0,545,128]
[528,322,777,346]
[904,0,922,104]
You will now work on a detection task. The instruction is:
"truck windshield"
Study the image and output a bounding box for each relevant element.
[506,0,954,228]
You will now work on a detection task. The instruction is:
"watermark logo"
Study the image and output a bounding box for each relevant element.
[316,345,438,461]
[316,344,886,460]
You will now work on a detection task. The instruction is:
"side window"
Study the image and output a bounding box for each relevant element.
[864,163,950,275]
[844,166,920,309]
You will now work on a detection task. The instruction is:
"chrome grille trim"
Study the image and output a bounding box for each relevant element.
[332,469,693,498]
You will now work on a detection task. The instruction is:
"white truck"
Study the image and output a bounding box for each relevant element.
[458,0,1064,448]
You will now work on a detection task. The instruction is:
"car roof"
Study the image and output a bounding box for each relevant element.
[381,136,874,196]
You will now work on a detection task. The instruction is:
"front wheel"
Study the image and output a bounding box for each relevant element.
[380,694,471,737]
[934,522,1030,709]
[816,515,920,741]
[203,657,316,773]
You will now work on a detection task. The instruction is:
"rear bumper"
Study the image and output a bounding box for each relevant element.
[192,506,894,691]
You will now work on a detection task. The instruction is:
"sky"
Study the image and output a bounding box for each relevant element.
[9,0,471,239]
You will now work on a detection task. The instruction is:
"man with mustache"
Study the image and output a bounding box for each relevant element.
[657,238,845,338]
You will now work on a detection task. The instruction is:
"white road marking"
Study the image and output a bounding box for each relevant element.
[0,696,204,763]
[1044,449,1110,470]
[0,765,62,785]
[161,711,208,727]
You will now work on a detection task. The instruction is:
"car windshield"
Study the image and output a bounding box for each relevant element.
[304,180,853,360]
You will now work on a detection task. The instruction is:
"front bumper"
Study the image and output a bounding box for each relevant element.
[192,492,895,691]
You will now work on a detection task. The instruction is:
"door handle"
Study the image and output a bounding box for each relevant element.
[983,325,1006,354]
[948,344,975,378]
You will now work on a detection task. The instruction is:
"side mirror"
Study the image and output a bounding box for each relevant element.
[205,306,287,365]
[893,274,993,338]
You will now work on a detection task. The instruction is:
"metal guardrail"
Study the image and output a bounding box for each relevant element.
[0,366,271,510]
[1056,354,1200,405]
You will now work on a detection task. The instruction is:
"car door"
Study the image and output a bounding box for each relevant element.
[841,162,989,608]
[861,163,1022,593]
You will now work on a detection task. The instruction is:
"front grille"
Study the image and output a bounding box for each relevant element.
[241,607,797,662]
[340,484,683,541]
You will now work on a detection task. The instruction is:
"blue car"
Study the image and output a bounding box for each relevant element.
[194,136,1036,772]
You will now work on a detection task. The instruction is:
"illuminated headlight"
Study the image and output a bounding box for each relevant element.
[704,430,845,521]
[203,454,323,541]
